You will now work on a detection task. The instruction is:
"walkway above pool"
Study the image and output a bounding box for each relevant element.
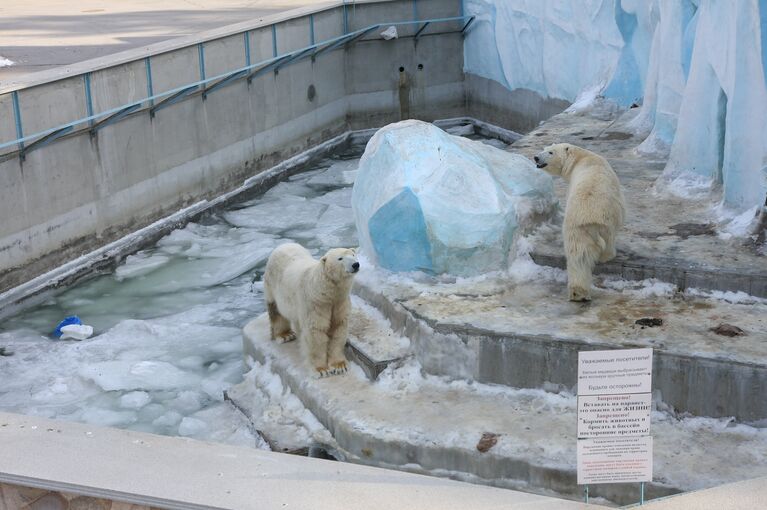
[0,411,598,510]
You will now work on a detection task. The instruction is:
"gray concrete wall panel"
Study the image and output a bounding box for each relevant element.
[201,33,248,78]
[17,78,88,135]
[90,61,148,113]
[312,8,344,42]
[149,46,201,94]
[0,0,467,292]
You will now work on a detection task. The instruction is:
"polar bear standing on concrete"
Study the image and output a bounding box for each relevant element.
[534,143,625,302]
[263,243,360,377]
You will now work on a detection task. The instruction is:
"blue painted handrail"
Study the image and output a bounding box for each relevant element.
[0,15,474,155]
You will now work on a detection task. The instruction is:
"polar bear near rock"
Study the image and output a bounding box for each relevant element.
[534,143,626,301]
[263,243,359,376]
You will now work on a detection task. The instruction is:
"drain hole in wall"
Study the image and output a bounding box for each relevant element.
[307,84,316,102]
[399,66,405,73]
[417,63,423,70]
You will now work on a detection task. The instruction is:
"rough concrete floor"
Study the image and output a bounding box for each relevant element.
[509,106,766,295]
[0,0,320,87]
[239,313,767,506]
[399,275,767,367]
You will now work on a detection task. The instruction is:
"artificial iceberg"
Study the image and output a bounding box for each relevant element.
[464,0,767,213]
[351,120,556,276]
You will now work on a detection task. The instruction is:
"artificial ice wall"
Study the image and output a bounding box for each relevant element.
[464,0,767,213]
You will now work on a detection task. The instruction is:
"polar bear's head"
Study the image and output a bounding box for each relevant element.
[533,143,573,176]
[321,248,360,281]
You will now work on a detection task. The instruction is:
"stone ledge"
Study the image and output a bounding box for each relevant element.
[0,411,596,510]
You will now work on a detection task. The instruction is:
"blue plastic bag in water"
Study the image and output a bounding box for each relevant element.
[52,316,82,338]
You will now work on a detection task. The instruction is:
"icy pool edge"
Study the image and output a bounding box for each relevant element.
[0,118,513,321]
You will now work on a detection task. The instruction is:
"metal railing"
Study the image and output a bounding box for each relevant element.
[0,15,474,159]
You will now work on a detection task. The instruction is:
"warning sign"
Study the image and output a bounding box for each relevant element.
[577,348,653,487]
[577,393,651,439]
[577,436,653,485]
[578,348,652,396]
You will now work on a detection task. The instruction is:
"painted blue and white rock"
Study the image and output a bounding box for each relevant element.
[352,120,557,276]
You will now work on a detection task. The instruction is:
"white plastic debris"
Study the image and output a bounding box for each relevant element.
[380,26,398,40]
[59,324,94,341]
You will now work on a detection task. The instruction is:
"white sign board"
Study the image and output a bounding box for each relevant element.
[578,348,653,396]
[577,393,651,439]
[577,436,653,485]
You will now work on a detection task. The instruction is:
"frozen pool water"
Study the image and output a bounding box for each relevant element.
[0,131,510,448]
[0,155,356,447]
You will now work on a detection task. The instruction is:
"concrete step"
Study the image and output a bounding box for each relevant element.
[241,313,767,506]
[351,261,767,422]
[344,296,410,380]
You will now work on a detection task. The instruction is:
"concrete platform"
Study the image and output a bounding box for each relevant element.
[352,260,767,422]
[240,313,767,506]
[509,106,767,298]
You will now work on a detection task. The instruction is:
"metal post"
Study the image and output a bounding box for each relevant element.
[11,91,24,153]
[640,482,645,505]
[413,0,418,21]
[83,73,94,127]
[343,1,348,34]
[144,57,154,107]
[309,14,315,45]
[198,43,206,82]
[198,42,207,100]
[271,24,278,57]
[244,31,251,67]
[584,485,589,504]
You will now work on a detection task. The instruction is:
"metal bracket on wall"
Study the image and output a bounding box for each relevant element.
[312,25,380,60]
[414,21,431,39]
[19,126,74,160]
[149,85,199,117]
[90,104,142,134]
[0,15,475,157]
[203,69,249,99]
[461,16,475,34]
[246,55,292,83]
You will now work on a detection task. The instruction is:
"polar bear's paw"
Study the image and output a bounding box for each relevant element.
[276,331,296,344]
[568,286,592,302]
[330,361,348,375]
[316,366,332,378]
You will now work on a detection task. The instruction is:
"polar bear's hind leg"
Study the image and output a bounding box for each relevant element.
[565,223,604,302]
[267,302,295,343]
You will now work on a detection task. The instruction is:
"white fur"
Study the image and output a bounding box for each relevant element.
[263,243,359,376]
[534,143,626,301]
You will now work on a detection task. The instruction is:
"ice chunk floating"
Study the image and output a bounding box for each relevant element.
[352,120,556,275]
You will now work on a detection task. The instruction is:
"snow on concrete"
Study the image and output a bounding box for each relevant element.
[225,359,335,452]
[355,246,767,368]
[349,296,410,361]
[243,313,767,496]
[352,120,556,275]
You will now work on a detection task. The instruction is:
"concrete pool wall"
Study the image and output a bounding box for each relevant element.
[0,0,558,295]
